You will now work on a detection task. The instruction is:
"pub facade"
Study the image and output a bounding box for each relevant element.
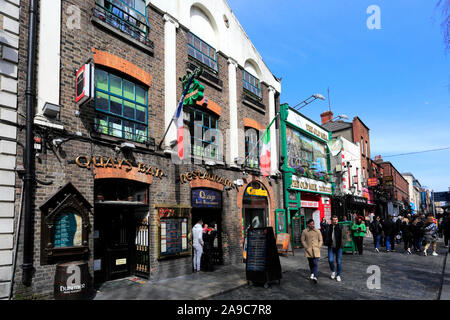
[277,104,333,248]
[12,0,283,298]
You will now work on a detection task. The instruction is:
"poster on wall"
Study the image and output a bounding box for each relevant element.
[313,210,321,230]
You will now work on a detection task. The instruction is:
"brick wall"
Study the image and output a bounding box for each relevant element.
[12,1,283,299]
[352,117,371,181]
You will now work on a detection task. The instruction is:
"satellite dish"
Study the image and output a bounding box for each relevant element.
[328,138,343,156]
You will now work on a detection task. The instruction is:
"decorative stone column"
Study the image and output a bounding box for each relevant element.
[163,13,179,152]
[227,58,239,166]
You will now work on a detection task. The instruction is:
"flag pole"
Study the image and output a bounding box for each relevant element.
[242,112,280,167]
[158,68,202,150]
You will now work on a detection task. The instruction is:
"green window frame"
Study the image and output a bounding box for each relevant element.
[187,32,218,73]
[185,107,220,161]
[245,128,259,169]
[94,68,148,143]
[243,69,262,99]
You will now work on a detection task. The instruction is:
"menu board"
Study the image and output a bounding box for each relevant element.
[54,213,82,248]
[246,229,267,272]
[158,207,190,259]
[292,217,302,248]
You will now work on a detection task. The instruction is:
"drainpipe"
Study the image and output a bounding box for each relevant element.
[22,0,38,286]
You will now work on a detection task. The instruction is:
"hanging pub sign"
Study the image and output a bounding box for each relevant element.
[368,178,378,187]
[191,189,222,208]
[75,63,94,106]
[74,155,164,179]
[179,170,233,188]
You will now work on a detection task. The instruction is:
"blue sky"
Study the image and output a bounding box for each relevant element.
[228,0,450,192]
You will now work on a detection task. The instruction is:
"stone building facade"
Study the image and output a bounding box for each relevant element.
[11,0,283,298]
[0,0,21,300]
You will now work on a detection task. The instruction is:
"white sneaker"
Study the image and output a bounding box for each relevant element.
[330,272,336,280]
[336,276,342,282]
[424,250,427,256]
[432,251,438,256]
[312,276,318,284]
[310,273,314,279]
[375,248,379,253]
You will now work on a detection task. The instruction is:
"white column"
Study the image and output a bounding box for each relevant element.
[163,14,179,151]
[36,0,61,116]
[227,58,239,166]
[268,86,278,175]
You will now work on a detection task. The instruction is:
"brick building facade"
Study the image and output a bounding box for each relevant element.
[12,0,283,299]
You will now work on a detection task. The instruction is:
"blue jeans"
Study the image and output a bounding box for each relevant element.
[385,235,391,251]
[308,258,319,278]
[373,234,381,249]
[328,247,342,276]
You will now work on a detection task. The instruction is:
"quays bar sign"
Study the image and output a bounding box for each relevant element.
[75,156,164,178]
[179,170,233,188]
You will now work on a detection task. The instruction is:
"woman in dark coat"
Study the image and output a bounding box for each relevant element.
[202,223,217,271]
[400,218,413,254]
[320,218,329,243]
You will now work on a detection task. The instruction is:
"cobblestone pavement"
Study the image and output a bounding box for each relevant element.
[211,240,449,300]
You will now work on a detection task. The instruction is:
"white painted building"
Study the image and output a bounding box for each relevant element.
[402,173,421,215]
[0,0,20,300]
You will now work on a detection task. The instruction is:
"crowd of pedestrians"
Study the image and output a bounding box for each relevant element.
[300,211,450,285]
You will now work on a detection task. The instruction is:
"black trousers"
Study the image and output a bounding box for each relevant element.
[354,236,364,254]
[403,237,413,251]
[445,234,449,246]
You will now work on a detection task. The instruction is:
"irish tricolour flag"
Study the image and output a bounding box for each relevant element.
[174,99,184,159]
[260,129,271,176]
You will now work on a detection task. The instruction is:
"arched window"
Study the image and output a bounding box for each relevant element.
[188,6,218,72]
[243,60,262,99]
[245,128,259,169]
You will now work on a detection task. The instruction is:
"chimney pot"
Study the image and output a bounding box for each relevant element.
[320,111,334,125]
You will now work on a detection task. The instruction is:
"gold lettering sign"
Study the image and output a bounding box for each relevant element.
[75,156,163,178]
[246,187,268,197]
[180,170,233,188]
[305,124,327,141]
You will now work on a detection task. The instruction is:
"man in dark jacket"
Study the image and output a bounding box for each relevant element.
[370,216,383,252]
[382,216,396,252]
[443,212,450,248]
[326,215,343,282]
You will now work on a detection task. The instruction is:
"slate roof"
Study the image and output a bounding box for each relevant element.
[321,121,353,132]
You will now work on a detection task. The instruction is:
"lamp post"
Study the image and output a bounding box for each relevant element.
[292,93,325,111]
[323,114,349,124]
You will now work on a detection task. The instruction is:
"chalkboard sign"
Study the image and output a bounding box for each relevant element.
[246,227,282,286]
[246,229,267,272]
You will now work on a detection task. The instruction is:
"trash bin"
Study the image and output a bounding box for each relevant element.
[54,261,91,300]
[339,221,356,254]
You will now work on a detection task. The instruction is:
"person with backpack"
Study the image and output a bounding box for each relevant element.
[351,216,367,255]
[370,215,383,252]
[423,216,439,256]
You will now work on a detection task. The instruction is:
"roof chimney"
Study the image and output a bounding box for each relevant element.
[320,110,333,125]
[374,155,383,163]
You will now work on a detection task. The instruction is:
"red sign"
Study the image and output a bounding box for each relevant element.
[368,178,378,187]
[301,200,319,208]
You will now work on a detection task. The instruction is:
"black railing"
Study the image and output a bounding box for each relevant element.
[93,1,152,47]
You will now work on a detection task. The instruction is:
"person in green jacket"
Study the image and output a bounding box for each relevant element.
[352,216,367,255]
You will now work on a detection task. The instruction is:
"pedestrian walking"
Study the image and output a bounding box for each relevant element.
[369,216,383,252]
[382,215,396,252]
[412,215,425,252]
[192,219,204,272]
[395,215,403,246]
[301,219,323,284]
[442,212,450,248]
[351,216,366,255]
[202,222,217,271]
[400,217,413,254]
[423,216,439,256]
[320,218,329,243]
[325,215,343,282]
